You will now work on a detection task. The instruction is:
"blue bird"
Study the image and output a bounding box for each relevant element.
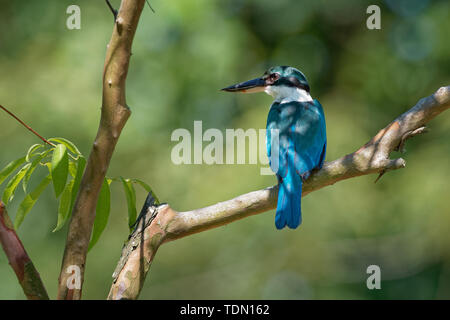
[222,66,327,229]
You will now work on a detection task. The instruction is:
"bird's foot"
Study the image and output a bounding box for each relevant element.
[300,171,311,183]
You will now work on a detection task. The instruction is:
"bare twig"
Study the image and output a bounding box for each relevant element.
[145,0,155,13]
[0,202,49,300]
[57,0,146,300]
[105,0,118,19]
[108,86,450,300]
[0,105,56,148]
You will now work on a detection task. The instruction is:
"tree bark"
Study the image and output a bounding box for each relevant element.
[0,202,49,300]
[57,0,146,300]
[108,85,450,300]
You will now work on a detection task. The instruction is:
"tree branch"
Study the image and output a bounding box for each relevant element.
[57,0,146,300]
[0,202,49,300]
[108,86,450,300]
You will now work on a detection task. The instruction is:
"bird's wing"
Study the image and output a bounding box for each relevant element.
[266,103,288,176]
[289,100,327,175]
[314,99,327,169]
[267,100,327,177]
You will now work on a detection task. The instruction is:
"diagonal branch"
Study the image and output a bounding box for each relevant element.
[57,0,146,300]
[0,202,49,300]
[0,105,56,148]
[108,86,450,300]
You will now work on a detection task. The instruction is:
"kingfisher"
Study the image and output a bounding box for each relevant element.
[222,66,327,229]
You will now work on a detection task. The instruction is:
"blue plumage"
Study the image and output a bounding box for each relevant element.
[267,99,326,229]
[222,65,327,229]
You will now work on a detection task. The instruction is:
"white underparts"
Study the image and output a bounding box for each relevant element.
[264,85,313,103]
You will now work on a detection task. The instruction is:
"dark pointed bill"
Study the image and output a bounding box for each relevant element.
[221,77,266,93]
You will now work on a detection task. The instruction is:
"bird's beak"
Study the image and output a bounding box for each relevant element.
[221,77,266,93]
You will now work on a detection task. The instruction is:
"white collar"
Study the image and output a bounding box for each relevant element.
[265,86,313,104]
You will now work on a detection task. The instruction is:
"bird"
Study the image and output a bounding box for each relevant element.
[222,66,327,229]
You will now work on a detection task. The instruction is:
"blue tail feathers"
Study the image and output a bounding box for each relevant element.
[275,171,302,229]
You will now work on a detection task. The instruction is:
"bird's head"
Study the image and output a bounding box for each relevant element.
[221,66,310,100]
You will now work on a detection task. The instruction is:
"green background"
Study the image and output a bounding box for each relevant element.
[0,0,449,299]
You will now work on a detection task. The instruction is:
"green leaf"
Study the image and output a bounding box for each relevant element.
[121,177,137,228]
[2,163,31,204]
[52,179,74,232]
[14,174,52,229]
[48,137,81,156]
[69,156,86,215]
[88,178,111,251]
[0,157,26,186]
[23,150,51,193]
[25,144,43,162]
[68,160,77,178]
[52,157,86,233]
[132,178,160,205]
[50,144,69,197]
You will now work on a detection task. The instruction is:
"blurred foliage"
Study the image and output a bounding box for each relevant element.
[0,135,157,251]
[0,0,449,299]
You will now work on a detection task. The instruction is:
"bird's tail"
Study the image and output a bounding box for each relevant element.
[275,170,302,229]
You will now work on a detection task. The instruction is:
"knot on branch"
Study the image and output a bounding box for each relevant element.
[116,16,124,34]
[436,86,450,103]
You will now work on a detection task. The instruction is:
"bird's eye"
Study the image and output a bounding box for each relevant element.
[267,73,279,84]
